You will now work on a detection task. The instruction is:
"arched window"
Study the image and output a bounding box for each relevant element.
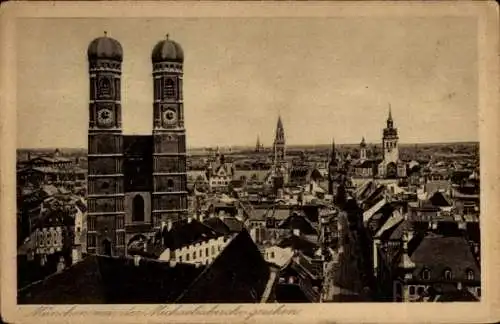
[99,78,112,97]
[163,78,175,98]
[167,179,174,191]
[421,268,431,280]
[466,269,475,280]
[132,195,145,222]
[443,268,453,280]
[102,239,112,256]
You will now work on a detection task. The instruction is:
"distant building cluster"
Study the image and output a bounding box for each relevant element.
[16,35,480,304]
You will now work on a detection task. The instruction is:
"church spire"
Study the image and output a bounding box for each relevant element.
[330,137,336,161]
[273,114,286,166]
[255,135,261,152]
[387,104,394,129]
[275,114,285,144]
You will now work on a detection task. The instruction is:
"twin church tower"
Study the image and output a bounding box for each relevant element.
[87,33,187,256]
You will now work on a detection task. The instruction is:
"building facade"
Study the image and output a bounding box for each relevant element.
[87,34,188,257]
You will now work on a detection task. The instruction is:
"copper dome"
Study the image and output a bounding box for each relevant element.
[87,33,123,62]
[151,35,184,63]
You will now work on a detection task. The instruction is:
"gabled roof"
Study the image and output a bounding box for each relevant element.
[278,234,318,257]
[203,216,244,235]
[175,230,276,303]
[278,213,318,235]
[162,219,221,250]
[410,234,480,281]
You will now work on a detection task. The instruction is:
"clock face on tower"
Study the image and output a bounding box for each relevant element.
[162,109,177,126]
[97,108,114,127]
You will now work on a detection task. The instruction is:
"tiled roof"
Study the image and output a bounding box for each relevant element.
[162,219,221,250]
[410,234,480,281]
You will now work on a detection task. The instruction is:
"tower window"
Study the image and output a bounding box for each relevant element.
[443,268,453,280]
[132,195,145,222]
[163,78,175,99]
[98,77,112,98]
[167,179,175,191]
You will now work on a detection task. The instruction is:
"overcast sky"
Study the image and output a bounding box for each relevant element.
[16,17,478,149]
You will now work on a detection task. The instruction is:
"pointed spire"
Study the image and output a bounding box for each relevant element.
[388,103,393,121]
[329,137,337,163]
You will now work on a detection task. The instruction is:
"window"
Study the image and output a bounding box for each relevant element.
[477,287,481,297]
[179,256,183,262]
[206,247,209,256]
[117,232,125,246]
[88,234,96,248]
[88,216,96,231]
[167,179,174,192]
[466,269,475,280]
[444,268,453,280]
[192,252,196,260]
[116,216,124,229]
[409,286,416,295]
[270,251,275,258]
[102,239,112,256]
[186,253,190,261]
[132,195,145,222]
[211,246,215,255]
[417,286,425,296]
[163,78,175,98]
[99,78,112,98]
[421,268,431,280]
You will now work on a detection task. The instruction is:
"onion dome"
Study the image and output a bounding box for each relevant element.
[360,137,367,148]
[151,34,184,63]
[87,32,123,62]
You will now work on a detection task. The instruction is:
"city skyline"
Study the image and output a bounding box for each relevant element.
[17,17,478,149]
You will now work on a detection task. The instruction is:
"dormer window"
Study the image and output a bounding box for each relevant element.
[421,268,431,280]
[466,269,475,280]
[444,268,453,280]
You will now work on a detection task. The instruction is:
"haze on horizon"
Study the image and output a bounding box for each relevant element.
[16,17,478,149]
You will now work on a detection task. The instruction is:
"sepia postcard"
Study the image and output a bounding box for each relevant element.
[1,1,499,323]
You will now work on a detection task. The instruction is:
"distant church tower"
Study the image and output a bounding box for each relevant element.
[255,135,261,153]
[273,115,286,166]
[382,106,399,164]
[378,105,406,178]
[151,34,188,226]
[328,138,339,195]
[87,32,125,256]
[360,137,367,162]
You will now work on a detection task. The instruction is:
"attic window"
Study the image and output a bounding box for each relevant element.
[421,268,431,280]
[443,268,453,280]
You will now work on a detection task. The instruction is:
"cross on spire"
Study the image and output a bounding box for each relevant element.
[104,31,108,37]
[166,33,170,40]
